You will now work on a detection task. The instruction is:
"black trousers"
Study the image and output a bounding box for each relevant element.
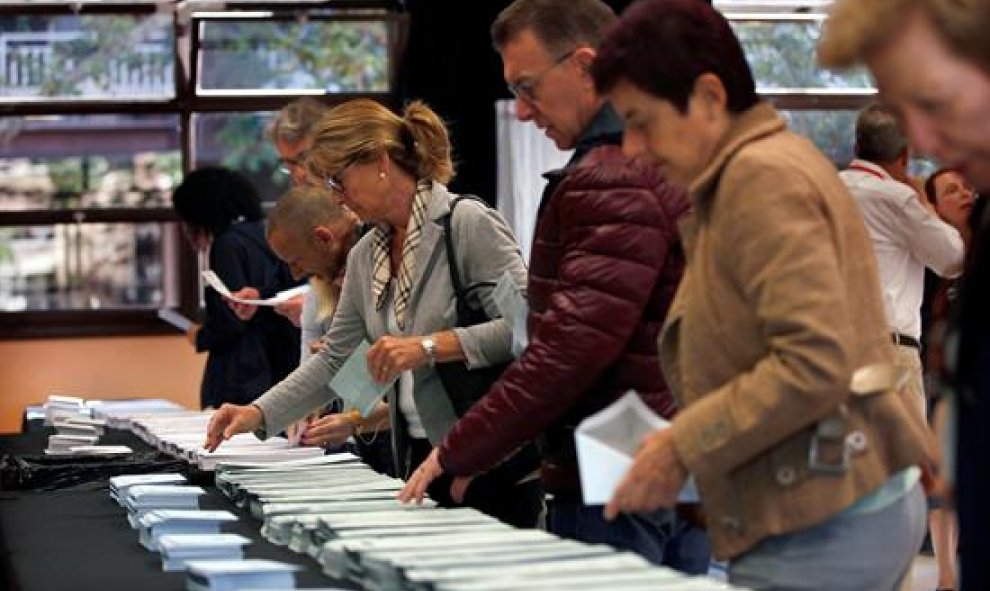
[407,438,544,529]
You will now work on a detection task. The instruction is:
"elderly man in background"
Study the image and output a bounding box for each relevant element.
[840,103,965,421]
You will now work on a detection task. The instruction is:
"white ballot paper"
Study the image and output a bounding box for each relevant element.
[158,533,251,572]
[575,391,698,505]
[158,308,196,332]
[328,340,397,417]
[493,270,529,358]
[184,559,301,591]
[202,270,310,307]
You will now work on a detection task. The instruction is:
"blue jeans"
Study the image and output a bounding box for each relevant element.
[729,483,927,590]
[547,499,711,574]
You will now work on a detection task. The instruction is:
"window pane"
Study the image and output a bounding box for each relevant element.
[0,13,174,101]
[192,111,289,203]
[0,222,175,311]
[732,20,873,90]
[197,19,389,93]
[0,114,180,210]
[780,110,857,168]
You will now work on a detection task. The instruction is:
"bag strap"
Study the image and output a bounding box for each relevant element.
[440,195,489,324]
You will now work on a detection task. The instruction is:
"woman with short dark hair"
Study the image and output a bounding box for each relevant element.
[592,1,936,588]
[172,166,300,409]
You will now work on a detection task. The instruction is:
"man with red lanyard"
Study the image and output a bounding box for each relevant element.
[840,103,966,424]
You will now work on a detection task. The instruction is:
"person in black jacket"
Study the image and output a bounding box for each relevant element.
[172,166,300,409]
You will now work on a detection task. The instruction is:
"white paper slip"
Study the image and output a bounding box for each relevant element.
[110,473,187,490]
[54,445,133,457]
[575,391,698,505]
[54,423,102,437]
[158,534,251,572]
[202,270,310,307]
[328,340,397,418]
[138,510,240,550]
[185,559,301,591]
[125,484,206,509]
[158,308,196,332]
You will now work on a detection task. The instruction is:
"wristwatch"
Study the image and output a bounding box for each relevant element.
[421,336,437,366]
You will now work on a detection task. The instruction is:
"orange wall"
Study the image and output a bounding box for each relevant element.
[0,336,205,434]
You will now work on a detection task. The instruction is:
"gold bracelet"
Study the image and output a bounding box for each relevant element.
[348,409,364,436]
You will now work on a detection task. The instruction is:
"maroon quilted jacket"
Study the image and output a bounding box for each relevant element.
[439,142,689,497]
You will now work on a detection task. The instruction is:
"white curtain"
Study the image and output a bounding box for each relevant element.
[495,100,572,260]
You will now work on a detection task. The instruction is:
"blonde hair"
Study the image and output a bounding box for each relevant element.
[819,0,990,69]
[305,98,455,185]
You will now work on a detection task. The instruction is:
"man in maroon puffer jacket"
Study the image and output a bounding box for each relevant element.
[398,0,709,572]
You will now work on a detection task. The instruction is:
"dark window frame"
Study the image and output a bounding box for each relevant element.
[0,1,407,339]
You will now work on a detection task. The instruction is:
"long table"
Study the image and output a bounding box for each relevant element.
[0,424,355,591]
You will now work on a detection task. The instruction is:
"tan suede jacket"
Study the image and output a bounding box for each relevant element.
[661,102,936,559]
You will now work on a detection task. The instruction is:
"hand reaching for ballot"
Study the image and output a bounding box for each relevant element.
[298,413,355,447]
[204,403,263,452]
[226,287,260,321]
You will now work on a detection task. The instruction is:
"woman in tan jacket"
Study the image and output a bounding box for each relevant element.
[591,0,936,588]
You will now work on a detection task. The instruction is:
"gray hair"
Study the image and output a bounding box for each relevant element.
[491,0,616,56]
[266,97,328,145]
[855,103,909,164]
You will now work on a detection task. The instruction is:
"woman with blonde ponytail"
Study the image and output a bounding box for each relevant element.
[204,99,542,528]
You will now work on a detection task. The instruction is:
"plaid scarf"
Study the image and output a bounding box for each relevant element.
[371,180,432,330]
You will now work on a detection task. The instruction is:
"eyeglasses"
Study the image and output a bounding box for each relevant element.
[278,156,304,176]
[507,50,575,103]
[325,160,355,194]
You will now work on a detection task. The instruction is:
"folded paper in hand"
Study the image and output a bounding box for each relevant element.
[202,270,310,307]
[575,391,698,505]
[328,340,397,417]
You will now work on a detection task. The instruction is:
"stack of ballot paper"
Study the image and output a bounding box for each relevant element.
[109,473,187,504]
[88,398,189,429]
[158,533,252,572]
[124,484,206,523]
[184,559,301,591]
[45,415,118,455]
[575,391,698,505]
[137,509,240,551]
[122,411,326,470]
[43,394,90,425]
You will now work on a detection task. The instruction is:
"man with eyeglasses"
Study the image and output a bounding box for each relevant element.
[398,0,710,573]
[231,98,327,352]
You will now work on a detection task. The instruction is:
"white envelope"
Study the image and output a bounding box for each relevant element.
[575,391,698,505]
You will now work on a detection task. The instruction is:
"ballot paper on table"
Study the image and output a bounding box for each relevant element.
[158,533,252,572]
[202,270,310,307]
[110,473,187,503]
[328,339,397,417]
[184,559,301,591]
[138,509,239,550]
[158,308,196,332]
[575,391,698,505]
[492,270,529,358]
[125,484,206,510]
